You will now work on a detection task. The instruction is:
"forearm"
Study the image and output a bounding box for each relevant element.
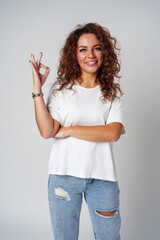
[34,96,56,138]
[68,123,122,142]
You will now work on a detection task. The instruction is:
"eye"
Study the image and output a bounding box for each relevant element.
[79,48,86,52]
[94,47,101,51]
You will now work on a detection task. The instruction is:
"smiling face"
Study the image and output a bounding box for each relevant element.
[76,33,103,77]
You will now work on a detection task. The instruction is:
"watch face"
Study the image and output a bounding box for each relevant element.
[32,93,43,98]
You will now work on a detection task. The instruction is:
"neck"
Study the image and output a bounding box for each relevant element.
[78,73,99,88]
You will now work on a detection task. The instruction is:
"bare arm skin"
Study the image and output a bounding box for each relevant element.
[29,53,60,138]
[33,96,60,138]
[54,122,123,142]
[29,53,123,141]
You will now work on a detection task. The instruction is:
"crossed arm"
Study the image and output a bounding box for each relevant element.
[33,95,123,142]
[54,122,123,142]
[30,53,123,143]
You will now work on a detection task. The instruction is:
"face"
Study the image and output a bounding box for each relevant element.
[76,33,103,77]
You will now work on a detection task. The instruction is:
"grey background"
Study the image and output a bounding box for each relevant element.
[0,0,160,239]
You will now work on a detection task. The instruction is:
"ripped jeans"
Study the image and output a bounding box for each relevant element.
[48,174,121,240]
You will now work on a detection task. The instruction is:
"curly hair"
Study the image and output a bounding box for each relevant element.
[54,22,123,102]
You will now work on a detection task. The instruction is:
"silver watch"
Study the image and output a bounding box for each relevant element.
[32,92,44,98]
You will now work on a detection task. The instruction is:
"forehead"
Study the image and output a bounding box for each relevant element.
[77,33,100,46]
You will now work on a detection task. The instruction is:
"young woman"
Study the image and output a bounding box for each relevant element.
[29,22,125,240]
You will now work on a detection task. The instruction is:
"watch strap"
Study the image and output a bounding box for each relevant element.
[32,92,44,98]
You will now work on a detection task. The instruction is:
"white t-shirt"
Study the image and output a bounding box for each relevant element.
[46,80,125,181]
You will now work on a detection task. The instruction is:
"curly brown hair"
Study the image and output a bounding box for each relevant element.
[54,22,123,102]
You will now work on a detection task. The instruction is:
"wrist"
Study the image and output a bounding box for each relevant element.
[67,126,73,136]
[33,90,42,94]
[32,92,44,99]
[33,87,42,94]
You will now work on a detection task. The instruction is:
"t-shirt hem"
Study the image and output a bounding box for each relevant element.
[48,170,118,182]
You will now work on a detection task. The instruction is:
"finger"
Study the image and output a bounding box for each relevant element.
[29,60,38,76]
[40,62,49,70]
[37,52,43,66]
[29,60,35,70]
[40,67,50,79]
[31,54,37,68]
[29,59,37,69]
[31,53,35,63]
[44,68,50,78]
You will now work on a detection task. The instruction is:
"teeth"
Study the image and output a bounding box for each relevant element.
[87,61,96,64]
[86,61,97,65]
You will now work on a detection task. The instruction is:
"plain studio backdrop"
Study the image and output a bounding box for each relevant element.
[0,0,160,239]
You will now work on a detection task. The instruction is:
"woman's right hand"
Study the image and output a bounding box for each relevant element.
[29,52,50,93]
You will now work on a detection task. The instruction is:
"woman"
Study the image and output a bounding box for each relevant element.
[29,22,125,240]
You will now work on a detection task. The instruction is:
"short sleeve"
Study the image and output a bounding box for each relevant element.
[106,96,126,134]
[46,83,62,124]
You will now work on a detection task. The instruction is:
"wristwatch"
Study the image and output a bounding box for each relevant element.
[32,92,44,98]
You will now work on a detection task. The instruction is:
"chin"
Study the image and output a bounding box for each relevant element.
[85,69,99,75]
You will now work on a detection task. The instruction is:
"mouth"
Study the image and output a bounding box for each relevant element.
[85,60,98,66]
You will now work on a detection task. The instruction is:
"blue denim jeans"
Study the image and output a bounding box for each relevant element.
[48,174,121,240]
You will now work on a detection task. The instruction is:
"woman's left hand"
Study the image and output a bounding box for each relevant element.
[54,127,71,138]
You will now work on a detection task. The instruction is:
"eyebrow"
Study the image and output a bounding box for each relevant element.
[78,44,101,48]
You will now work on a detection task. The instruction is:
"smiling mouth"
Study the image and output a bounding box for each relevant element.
[85,61,98,66]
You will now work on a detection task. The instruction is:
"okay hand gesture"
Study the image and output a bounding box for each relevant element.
[29,52,50,93]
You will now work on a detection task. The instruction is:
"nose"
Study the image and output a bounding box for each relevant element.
[88,49,95,58]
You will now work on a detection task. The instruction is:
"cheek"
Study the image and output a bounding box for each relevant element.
[99,53,103,65]
[99,52,103,60]
[76,53,85,65]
